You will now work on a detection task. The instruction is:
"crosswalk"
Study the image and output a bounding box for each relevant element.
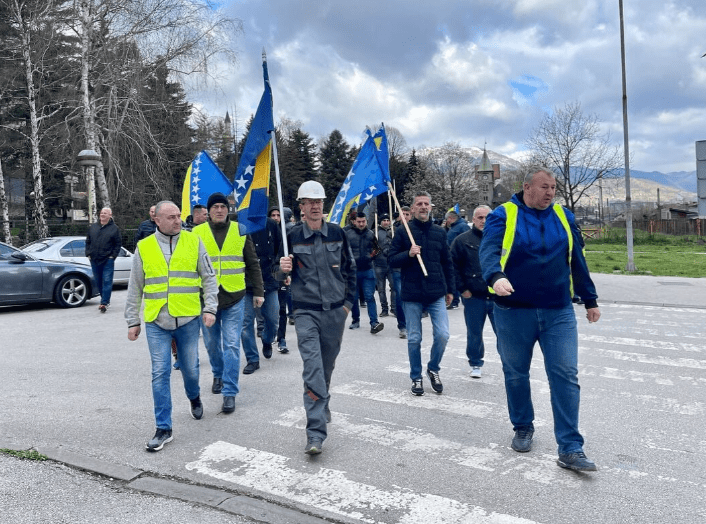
[187,303,706,523]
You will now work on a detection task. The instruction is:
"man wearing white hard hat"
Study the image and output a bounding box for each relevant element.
[275,180,356,455]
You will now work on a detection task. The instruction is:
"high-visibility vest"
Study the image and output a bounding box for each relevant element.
[192,222,246,292]
[489,202,574,295]
[138,232,201,322]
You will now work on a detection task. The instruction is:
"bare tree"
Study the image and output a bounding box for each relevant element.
[0,156,10,242]
[525,101,623,212]
[404,142,477,217]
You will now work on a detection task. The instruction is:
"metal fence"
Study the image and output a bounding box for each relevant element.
[612,218,706,237]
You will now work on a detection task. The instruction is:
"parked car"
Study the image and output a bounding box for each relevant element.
[0,241,99,308]
[21,236,133,285]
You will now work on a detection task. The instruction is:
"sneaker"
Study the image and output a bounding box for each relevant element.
[399,329,407,339]
[99,304,107,313]
[222,395,235,413]
[360,301,366,308]
[278,340,289,354]
[262,342,273,359]
[380,310,389,317]
[370,322,384,334]
[349,321,360,330]
[446,304,459,310]
[511,429,534,452]
[211,377,223,394]
[243,361,260,374]
[146,428,173,452]
[288,317,295,325]
[426,369,443,393]
[304,438,323,455]
[411,379,424,396]
[189,396,203,420]
[470,366,482,379]
[557,451,597,471]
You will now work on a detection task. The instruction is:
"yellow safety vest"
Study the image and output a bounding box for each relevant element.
[489,202,574,295]
[138,232,201,322]
[192,222,246,292]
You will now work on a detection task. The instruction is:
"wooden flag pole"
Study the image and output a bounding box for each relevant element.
[388,185,394,238]
[387,182,427,277]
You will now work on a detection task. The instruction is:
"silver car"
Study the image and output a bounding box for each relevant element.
[21,236,133,285]
[0,241,99,308]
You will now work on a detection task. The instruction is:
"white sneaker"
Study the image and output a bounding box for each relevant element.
[470,367,482,379]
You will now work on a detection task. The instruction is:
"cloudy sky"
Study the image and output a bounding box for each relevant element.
[197,0,706,174]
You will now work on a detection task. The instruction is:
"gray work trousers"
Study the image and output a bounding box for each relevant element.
[294,306,348,441]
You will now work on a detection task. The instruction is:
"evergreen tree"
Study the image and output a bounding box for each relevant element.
[279,127,316,212]
[318,129,353,203]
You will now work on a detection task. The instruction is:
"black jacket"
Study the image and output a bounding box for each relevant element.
[345,226,378,273]
[389,218,455,304]
[247,217,282,293]
[450,226,490,298]
[373,226,392,270]
[134,219,157,245]
[86,219,121,263]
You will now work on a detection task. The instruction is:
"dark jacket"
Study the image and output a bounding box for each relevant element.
[446,218,470,246]
[85,219,121,264]
[134,219,157,245]
[373,226,392,270]
[389,218,455,304]
[247,217,282,293]
[479,191,598,309]
[345,226,378,273]
[450,226,489,298]
[275,220,356,311]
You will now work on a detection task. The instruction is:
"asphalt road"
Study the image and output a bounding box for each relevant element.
[1,273,705,523]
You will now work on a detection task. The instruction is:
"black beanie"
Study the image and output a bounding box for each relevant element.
[207,192,229,212]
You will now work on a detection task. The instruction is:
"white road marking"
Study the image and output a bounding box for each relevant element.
[589,348,706,370]
[580,334,706,354]
[186,441,542,524]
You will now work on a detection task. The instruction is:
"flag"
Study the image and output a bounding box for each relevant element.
[448,203,460,215]
[328,125,391,224]
[233,57,275,235]
[181,150,233,221]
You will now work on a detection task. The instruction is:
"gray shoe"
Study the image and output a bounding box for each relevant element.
[511,429,534,452]
[470,367,482,379]
[349,321,360,330]
[399,329,407,339]
[305,438,323,455]
[557,451,597,471]
[146,428,173,452]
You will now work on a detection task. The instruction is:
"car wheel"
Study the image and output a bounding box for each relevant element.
[54,275,89,308]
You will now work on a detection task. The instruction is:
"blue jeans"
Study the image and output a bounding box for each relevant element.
[242,290,279,363]
[202,300,245,396]
[392,270,406,329]
[145,319,200,430]
[351,269,378,326]
[462,296,496,368]
[402,297,449,380]
[90,258,114,305]
[493,304,584,454]
[374,266,394,311]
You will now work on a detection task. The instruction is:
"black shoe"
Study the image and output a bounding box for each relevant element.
[146,428,172,452]
[380,310,389,317]
[422,311,429,318]
[370,322,384,334]
[288,317,295,325]
[349,321,360,330]
[426,369,443,393]
[222,395,235,413]
[411,379,424,396]
[557,451,597,471]
[211,377,223,394]
[243,361,260,374]
[511,429,534,452]
[189,396,203,420]
[360,302,367,308]
[304,438,323,455]
[262,342,273,359]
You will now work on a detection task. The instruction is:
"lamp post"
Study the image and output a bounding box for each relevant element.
[77,149,101,223]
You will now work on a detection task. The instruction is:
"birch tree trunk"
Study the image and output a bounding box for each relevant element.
[0,158,12,243]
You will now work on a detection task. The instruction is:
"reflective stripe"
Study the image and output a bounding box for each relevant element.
[145,276,169,285]
[192,222,246,292]
[144,291,169,299]
[219,268,245,275]
[169,270,199,279]
[218,255,244,262]
[168,286,201,294]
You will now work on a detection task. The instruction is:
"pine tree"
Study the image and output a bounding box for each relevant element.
[279,128,316,211]
[318,130,353,203]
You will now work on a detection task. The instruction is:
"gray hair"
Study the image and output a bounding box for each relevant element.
[473,205,491,217]
[412,191,432,205]
[155,200,178,215]
[523,166,555,185]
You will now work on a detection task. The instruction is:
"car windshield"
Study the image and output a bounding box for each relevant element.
[21,238,62,253]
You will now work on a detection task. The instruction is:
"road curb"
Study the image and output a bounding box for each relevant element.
[599,300,706,310]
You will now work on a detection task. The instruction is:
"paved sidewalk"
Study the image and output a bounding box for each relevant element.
[592,273,706,308]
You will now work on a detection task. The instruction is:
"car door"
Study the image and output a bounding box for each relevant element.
[113,247,132,284]
[0,244,45,303]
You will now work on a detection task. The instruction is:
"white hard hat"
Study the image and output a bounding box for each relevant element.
[297,180,326,200]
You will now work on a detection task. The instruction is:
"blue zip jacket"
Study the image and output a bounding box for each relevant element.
[479,192,598,309]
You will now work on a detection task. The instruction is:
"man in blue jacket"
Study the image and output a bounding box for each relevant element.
[480,167,600,472]
[390,192,455,396]
[445,210,470,309]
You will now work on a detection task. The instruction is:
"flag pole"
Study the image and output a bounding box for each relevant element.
[387,181,427,277]
[388,184,394,238]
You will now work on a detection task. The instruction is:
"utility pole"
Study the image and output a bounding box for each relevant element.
[619,0,636,271]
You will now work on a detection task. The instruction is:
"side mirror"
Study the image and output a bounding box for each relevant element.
[10,251,28,262]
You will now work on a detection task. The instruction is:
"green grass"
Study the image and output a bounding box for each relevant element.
[584,231,706,277]
[0,449,48,461]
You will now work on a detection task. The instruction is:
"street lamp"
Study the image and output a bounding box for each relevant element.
[77,149,101,223]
